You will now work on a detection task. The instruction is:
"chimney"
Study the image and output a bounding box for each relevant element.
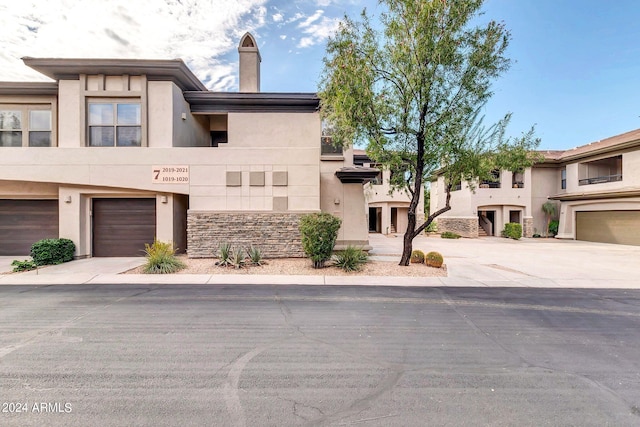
[238,33,261,92]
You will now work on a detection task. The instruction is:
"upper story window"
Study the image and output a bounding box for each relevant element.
[480,169,501,188]
[578,155,622,185]
[321,135,343,155]
[0,110,21,146]
[0,108,52,147]
[88,102,141,147]
[512,170,524,188]
[561,167,566,189]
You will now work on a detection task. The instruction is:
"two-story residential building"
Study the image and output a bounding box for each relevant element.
[354,150,425,235]
[430,128,640,246]
[0,33,376,257]
[550,128,640,245]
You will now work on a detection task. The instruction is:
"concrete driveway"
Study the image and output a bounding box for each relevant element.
[2,235,640,288]
[369,233,640,287]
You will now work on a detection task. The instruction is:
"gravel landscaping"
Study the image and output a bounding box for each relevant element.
[126,255,447,277]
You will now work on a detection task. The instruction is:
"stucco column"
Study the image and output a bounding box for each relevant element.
[555,202,574,239]
[338,183,370,248]
[58,187,88,258]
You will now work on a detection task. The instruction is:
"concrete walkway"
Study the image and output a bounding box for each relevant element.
[2,234,640,288]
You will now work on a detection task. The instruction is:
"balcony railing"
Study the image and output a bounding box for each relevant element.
[479,181,501,189]
[578,174,622,186]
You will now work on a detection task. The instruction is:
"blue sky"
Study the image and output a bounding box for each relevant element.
[1,0,639,150]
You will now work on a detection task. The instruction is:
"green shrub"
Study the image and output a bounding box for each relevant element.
[143,239,186,274]
[426,221,438,233]
[11,259,37,272]
[440,231,461,239]
[30,238,75,266]
[548,220,559,236]
[502,223,522,240]
[410,250,425,263]
[333,246,368,272]
[247,246,264,266]
[425,251,444,268]
[299,213,342,268]
[231,248,246,269]
[215,242,233,267]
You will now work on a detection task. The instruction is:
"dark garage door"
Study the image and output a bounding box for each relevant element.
[92,198,156,257]
[0,200,59,255]
[576,210,640,246]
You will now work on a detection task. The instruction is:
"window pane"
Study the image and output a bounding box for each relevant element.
[29,131,51,147]
[117,104,140,125]
[0,111,22,130]
[30,110,51,131]
[88,104,114,125]
[116,126,141,146]
[0,131,22,146]
[89,126,115,146]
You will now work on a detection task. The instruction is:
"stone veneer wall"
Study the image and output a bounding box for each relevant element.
[187,212,306,258]
[523,216,534,238]
[436,217,478,238]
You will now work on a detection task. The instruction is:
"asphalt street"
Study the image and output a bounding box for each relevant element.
[1,284,639,426]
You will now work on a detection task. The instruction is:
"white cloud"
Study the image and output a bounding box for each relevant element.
[296,9,340,49]
[0,0,269,90]
[286,12,305,24]
[279,35,287,40]
[272,12,283,22]
[299,9,324,28]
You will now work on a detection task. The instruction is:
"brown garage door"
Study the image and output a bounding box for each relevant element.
[0,200,59,255]
[576,210,640,246]
[92,198,156,257]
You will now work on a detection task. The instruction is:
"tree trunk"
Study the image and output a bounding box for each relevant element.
[399,209,416,266]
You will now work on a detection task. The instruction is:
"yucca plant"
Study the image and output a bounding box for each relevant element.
[143,239,186,274]
[333,246,368,272]
[231,248,246,269]
[215,242,233,267]
[247,246,264,266]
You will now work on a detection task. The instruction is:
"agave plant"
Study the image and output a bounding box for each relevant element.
[215,242,233,267]
[333,246,368,272]
[231,248,246,269]
[247,246,264,266]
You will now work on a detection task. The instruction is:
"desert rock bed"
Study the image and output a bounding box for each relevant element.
[126,255,447,277]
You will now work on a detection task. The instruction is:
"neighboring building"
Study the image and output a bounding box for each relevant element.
[354,150,424,235]
[0,33,376,257]
[430,128,640,246]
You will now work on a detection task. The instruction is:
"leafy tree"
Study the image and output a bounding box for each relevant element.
[319,0,541,265]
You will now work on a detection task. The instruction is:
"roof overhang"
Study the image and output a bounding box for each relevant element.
[184,92,319,113]
[22,57,207,91]
[0,81,58,96]
[549,188,640,202]
[335,166,380,184]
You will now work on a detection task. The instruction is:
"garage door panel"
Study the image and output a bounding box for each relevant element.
[92,198,156,257]
[576,211,640,246]
[0,200,59,255]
